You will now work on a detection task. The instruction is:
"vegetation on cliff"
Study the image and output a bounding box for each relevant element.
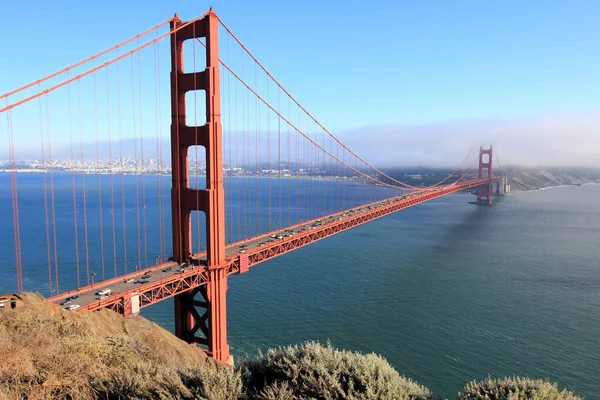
[385,166,600,193]
[459,376,582,400]
[0,293,583,399]
[504,167,600,192]
[240,341,432,400]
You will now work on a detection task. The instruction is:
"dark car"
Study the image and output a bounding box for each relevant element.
[141,274,151,279]
[162,267,172,272]
[140,280,149,284]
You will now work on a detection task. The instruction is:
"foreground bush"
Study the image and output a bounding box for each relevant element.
[459,376,582,400]
[240,341,433,400]
[89,363,243,400]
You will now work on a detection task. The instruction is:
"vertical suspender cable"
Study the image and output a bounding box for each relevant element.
[296,106,300,225]
[235,67,240,242]
[153,36,162,263]
[6,105,23,293]
[93,69,105,281]
[77,81,90,285]
[266,79,271,232]
[67,76,81,287]
[241,50,249,240]
[277,87,281,230]
[137,40,149,268]
[287,96,292,226]
[255,61,259,237]
[46,96,59,294]
[131,53,141,271]
[227,33,233,243]
[38,91,53,295]
[156,36,167,261]
[118,58,128,273]
[106,67,118,278]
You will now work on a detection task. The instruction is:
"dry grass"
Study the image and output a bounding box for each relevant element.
[0,292,228,399]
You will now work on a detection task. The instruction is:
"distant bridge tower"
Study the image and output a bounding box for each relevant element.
[476,146,493,205]
[170,10,230,363]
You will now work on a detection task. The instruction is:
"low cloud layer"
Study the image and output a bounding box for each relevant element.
[336,109,600,168]
[3,109,599,169]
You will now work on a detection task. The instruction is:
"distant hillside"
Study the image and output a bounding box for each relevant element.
[383,166,600,193]
[505,167,600,192]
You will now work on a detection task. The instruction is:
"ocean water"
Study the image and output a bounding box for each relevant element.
[1,174,598,398]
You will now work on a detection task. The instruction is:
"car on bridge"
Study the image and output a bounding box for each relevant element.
[95,289,112,296]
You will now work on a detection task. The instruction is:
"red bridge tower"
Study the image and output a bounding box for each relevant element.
[170,10,230,363]
[476,146,494,205]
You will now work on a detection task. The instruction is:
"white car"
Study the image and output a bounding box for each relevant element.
[95,289,112,296]
[66,304,80,311]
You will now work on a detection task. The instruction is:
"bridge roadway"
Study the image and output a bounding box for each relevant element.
[48,177,501,314]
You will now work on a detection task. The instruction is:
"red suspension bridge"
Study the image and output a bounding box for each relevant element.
[1,9,506,363]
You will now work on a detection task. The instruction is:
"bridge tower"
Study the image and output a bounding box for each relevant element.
[476,146,493,205]
[170,10,230,363]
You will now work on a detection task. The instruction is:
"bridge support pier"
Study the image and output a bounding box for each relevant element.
[174,271,230,363]
[123,294,140,318]
[170,9,230,363]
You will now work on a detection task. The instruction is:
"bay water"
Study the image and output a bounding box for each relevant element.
[1,173,598,398]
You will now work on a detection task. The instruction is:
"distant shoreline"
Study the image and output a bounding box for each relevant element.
[514,181,600,194]
[0,170,365,184]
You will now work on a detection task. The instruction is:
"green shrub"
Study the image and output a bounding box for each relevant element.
[459,376,582,400]
[240,341,433,400]
[180,365,244,400]
[91,361,189,399]
[90,362,244,400]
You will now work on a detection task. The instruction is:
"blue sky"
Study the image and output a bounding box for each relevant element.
[2,0,599,166]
